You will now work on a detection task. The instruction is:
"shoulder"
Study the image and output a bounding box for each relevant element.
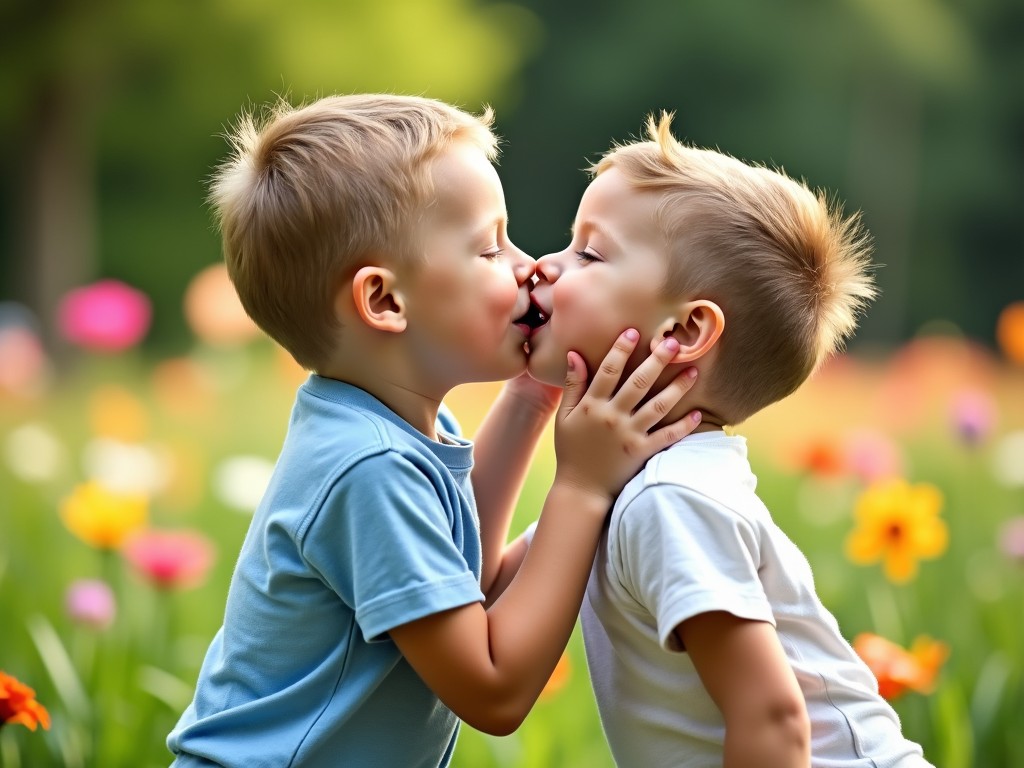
[615,433,758,522]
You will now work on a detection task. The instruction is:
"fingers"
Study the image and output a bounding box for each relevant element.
[558,350,588,417]
[648,407,702,451]
[583,329,641,401]
[631,365,698,433]
[609,335,682,413]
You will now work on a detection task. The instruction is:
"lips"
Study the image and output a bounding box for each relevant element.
[513,290,548,339]
[514,300,548,332]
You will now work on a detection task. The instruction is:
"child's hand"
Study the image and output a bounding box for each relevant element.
[554,329,699,506]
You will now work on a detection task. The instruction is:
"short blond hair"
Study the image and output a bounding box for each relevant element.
[209,94,498,370]
[595,113,876,424]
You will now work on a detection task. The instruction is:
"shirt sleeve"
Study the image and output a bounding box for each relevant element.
[612,484,775,653]
[302,451,484,642]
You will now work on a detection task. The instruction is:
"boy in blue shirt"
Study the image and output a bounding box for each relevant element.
[526,114,933,766]
[167,94,701,767]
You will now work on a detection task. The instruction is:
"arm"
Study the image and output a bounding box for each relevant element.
[391,331,701,734]
[471,374,561,600]
[677,612,810,768]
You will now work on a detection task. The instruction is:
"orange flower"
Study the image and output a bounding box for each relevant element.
[60,480,148,550]
[0,671,51,731]
[996,301,1024,365]
[539,652,571,700]
[852,633,948,701]
[183,264,261,346]
[793,437,846,477]
[844,479,948,583]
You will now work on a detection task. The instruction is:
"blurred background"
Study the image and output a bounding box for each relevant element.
[1,1,1023,766]
[2,0,1022,353]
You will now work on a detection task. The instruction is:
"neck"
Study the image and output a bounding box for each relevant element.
[659,398,726,435]
[650,363,726,435]
[318,349,445,439]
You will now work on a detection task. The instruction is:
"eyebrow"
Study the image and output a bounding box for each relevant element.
[471,216,507,245]
[572,220,623,253]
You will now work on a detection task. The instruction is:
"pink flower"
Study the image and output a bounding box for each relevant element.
[0,303,49,397]
[949,389,997,446]
[998,516,1024,563]
[843,430,904,484]
[65,579,116,630]
[57,280,151,352]
[123,529,215,590]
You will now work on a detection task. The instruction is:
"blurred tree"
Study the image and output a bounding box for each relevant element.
[0,0,541,353]
[495,0,1023,349]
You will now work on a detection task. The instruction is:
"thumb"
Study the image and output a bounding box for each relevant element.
[559,351,588,417]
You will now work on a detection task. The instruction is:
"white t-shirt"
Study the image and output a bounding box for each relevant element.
[581,431,933,768]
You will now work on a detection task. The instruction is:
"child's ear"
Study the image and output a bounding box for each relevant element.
[651,300,724,363]
[347,266,407,333]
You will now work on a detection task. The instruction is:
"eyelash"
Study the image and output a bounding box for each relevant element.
[482,250,503,260]
[575,250,598,263]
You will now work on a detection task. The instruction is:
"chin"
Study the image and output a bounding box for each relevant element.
[525,353,566,387]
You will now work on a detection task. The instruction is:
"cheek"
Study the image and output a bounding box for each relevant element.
[470,274,519,333]
[552,280,617,359]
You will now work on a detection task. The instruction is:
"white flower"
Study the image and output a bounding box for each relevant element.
[5,423,66,483]
[992,431,1024,488]
[82,438,170,496]
[213,455,275,513]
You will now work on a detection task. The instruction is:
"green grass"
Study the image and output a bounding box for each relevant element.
[1,345,1022,766]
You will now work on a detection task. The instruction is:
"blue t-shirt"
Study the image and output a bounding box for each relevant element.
[168,376,484,768]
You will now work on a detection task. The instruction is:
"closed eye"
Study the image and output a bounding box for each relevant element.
[575,250,599,264]
[482,249,504,260]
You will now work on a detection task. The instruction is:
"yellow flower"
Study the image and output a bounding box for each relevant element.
[844,479,947,583]
[60,480,148,550]
[88,385,149,442]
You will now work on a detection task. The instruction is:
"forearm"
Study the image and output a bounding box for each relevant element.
[483,530,529,608]
[478,482,608,727]
[473,385,556,595]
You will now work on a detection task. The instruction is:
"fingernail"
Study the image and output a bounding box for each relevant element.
[686,367,697,379]
[662,337,679,351]
[691,411,702,423]
[566,354,575,372]
[624,329,639,341]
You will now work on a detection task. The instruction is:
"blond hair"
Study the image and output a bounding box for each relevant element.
[209,94,498,370]
[595,113,876,424]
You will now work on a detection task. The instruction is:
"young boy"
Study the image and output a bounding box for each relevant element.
[525,113,935,767]
[166,94,701,768]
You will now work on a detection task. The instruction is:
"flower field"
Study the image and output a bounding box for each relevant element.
[2,278,1023,767]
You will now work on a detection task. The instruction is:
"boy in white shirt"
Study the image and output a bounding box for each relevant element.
[524,113,934,767]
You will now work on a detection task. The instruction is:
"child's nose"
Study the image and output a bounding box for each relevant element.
[512,250,535,285]
[534,254,561,283]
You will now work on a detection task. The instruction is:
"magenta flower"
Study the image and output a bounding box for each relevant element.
[57,280,152,352]
[65,579,116,630]
[950,389,997,446]
[123,529,216,590]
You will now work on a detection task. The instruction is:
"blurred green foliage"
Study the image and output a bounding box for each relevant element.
[1,0,1021,355]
